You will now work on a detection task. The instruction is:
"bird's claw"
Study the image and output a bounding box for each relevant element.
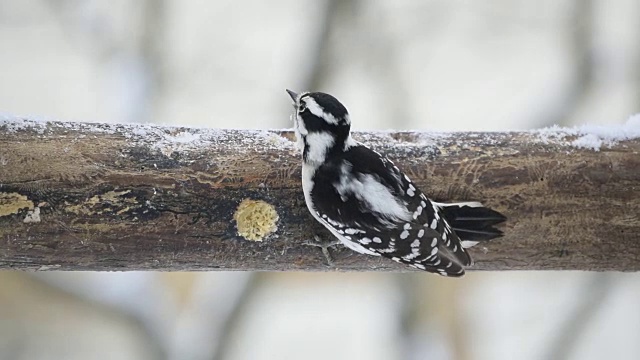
[302,235,342,267]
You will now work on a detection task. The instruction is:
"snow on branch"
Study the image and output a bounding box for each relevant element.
[1,116,639,271]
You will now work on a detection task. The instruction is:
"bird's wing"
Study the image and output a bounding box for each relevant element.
[310,144,470,276]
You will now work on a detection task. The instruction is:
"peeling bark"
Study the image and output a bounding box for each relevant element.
[1,119,639,271]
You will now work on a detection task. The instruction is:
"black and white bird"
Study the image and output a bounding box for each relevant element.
[287,90,506,277]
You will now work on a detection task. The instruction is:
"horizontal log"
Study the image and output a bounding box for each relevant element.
[1,118,639,271]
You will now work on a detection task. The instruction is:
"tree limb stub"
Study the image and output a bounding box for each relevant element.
[1,118,639,271]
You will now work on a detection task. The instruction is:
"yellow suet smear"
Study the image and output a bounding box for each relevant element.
[233,199,279,241]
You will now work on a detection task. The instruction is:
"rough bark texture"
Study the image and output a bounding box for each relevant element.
[1,119,639,271]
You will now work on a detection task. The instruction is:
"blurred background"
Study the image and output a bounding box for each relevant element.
[1,1,639,359]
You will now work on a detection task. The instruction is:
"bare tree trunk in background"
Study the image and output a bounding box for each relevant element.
[3,272,168,360]
[535,0,594,128]
[298,0,343,93]
[636,2,640,113]
[138,0,167,124]
[288,0,411,128]
[43,0,169,123]
[543,273,615,360]
[399,275,469,360]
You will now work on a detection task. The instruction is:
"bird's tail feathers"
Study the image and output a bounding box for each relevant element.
[437,202,506,245]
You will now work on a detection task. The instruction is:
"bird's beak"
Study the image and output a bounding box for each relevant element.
[286,89,298,102]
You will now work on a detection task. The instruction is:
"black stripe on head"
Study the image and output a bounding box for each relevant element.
[300,111,350,142]
[306,92,349,120]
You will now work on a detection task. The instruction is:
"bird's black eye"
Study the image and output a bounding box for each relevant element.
[298,102,307,112]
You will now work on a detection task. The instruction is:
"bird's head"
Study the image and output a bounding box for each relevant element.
[286,89,352,165]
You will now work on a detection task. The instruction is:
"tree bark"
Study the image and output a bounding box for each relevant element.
[1,119,638,271]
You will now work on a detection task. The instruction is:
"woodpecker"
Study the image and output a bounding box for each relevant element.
[287,89,505,276]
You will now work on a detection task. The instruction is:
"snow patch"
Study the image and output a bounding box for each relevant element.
[537,114,640,151]
[0,115,297,153]
[3,113,638,154]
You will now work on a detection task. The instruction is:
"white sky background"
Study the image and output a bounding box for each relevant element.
[0,0,638,130]
[0,1,639,360]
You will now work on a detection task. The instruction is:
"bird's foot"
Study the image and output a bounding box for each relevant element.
[302,235,342,267]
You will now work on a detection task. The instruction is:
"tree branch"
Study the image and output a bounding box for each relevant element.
[1,119,638,271]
